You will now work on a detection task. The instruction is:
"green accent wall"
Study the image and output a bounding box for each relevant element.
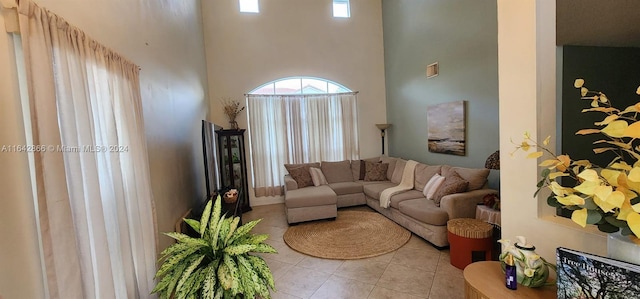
[382,0,499,172]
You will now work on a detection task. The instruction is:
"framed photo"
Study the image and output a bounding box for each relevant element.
[427,101,466,156]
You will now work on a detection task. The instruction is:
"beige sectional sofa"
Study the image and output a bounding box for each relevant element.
[283,156,498,247]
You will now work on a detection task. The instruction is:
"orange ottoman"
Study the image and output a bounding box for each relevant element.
[447,218,493,270]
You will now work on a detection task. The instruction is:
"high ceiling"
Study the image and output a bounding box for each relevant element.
[557,0,640,47]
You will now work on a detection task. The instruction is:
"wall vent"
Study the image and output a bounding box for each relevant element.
[426,62,439,78]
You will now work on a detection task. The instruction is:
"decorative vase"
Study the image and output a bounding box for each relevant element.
[223,189,239,204]
[607,232,640,265]
[229,119,239,130]
[498,236,556,288]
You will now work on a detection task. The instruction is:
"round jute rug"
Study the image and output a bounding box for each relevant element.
[283,210,411,260]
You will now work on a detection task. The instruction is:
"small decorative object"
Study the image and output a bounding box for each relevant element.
[513,79,640,241]
[498,236,556,288]
[504,253,517,290]
[427,100,466,156]
[221,97,245,130]
[223,188,239,204]
[482,193,500,211]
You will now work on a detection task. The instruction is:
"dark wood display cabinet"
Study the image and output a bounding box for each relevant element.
[216,129,251,213]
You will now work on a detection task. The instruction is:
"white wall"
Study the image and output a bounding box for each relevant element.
[0,0,209,297]
[498,0,607,263]
[202,0,387,206]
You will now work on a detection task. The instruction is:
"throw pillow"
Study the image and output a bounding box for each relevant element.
[423,173,445,200]
[309,167,328,186]
[359,160,367,180]
[321,160,355,183]
[287,166,314,188]
[364,161,389,181]
[432,171,469,207]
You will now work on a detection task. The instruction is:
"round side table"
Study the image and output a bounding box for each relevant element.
[463,261,556,299]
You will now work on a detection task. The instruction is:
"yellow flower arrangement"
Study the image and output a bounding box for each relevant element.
[514,79,640,242]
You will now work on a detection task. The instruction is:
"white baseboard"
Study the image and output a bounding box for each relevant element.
[250,195,285,207]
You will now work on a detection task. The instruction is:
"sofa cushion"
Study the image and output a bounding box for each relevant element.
[363,181,396,199]
[328,182,364,195]
[388,190,425,209]
[351,157,380,181]
[414,164,442,192]
[398,198,449,226]
[287,166,314,188]
[364,161,388,181]
[391,159,408,184]
[433,171,469,206]
[285,162,321,173]
[441,165,489,191]
[423,173,445,200]
[380,156,397,180]
[309,167,328,186]
[285,185,337,208]
[321,160,354,183]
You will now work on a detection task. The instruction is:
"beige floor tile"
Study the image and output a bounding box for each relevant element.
[390,246,440,272]
[252,225,288,240]
[435,253,463,277]
[309,275,375,299]
[269,289,303,299]
[333,259,389,285]
[247,203,468,298]
[261,256,295,280]
[403,235,441,253]
[365,251,396,264]
[428,272,465,299]
[275,266,331,298]
[296,256,345,274]
[376,263,435,297]
[367,286,426,299]
[259,239,306,265]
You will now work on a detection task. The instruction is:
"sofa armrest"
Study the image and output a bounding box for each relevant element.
[440,189,498,220]
[283,175,298,192]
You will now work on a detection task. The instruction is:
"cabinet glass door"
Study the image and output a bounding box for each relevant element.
[217,129,250,213]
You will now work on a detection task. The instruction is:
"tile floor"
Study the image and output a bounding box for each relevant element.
[244,204,465,299]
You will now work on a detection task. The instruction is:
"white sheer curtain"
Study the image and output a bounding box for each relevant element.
[18,1,157,298]
[247,93,359,197]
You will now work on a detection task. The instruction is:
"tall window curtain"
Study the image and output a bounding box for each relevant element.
[247,93,359,197]
[18,1,157,298]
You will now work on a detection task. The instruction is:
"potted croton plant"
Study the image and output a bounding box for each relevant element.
[514,79,640,241]
[151,195,277,299]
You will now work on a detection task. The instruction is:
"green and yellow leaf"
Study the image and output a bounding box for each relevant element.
[571,208,588,227]
[629,167,640,182]
[549,172,569,180]
[200,199,213,236]
[574,79,584,88]
[578,169,600,182]
[601,120,628,138]
[556,194,584,206]
[575,129,600,135]
[526,151,543,159]
[594,115,619,126]
[574,180,600,196]
[624,121,640,138]
[627,212,640,239]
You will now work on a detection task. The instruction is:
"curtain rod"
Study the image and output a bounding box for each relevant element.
[244,91,359,97]
[1,0,19,33]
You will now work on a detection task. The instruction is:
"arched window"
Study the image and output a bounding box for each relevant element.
[250,77,351,95]
[246,77,359,197]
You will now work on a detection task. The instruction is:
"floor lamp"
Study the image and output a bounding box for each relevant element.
[375,123,391,155]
